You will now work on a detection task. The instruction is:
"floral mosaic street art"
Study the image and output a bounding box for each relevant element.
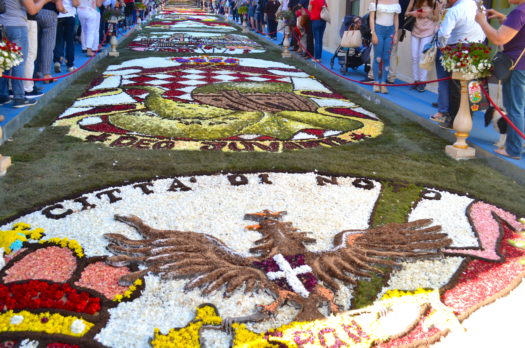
[128,32,265,54]
[53,57,383,152]
[145,19,237,32]
[0,172,523,347]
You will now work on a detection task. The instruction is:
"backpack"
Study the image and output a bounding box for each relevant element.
[359,0,378,42]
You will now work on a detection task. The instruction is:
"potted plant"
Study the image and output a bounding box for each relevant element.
[440,41,493,80]
[0,38,23,75]
[104,7,123,23]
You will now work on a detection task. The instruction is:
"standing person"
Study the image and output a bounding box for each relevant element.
[248,0,256,29]
[123,0,134,28]
[475,0,525,159]
[35,0,65,84]
[78,0,103,56]
[406,0,439,92]
[294,2,308,55]
[264,0,280,39]
[24,12,41,98]
[0,0,53,107]
[307,0,326,62]
[255,0,266,33]
[54,0,79,73]
[431,0,485,127]
[369,0,401,94]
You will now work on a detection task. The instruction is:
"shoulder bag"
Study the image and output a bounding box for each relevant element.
[492,48,525,81]
[341,24,362,48]
[419,34,437,70]
[320,1,330,23]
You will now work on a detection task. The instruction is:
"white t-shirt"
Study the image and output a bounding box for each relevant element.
[437,0,485,46]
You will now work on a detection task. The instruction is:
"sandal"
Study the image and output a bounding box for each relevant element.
[43,75,55,84]
[430,112,446,123]
[494,148,521,160]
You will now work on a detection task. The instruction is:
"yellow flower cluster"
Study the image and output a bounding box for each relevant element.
[151,305,222,348]
[113,279,143,302]
[381,288,433,300]
[0,222,44,254]
[39,238,84,258]
[231,323,278,348]
[0,310,93,337]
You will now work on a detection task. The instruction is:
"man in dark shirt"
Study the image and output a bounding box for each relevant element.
[264,0,280,39]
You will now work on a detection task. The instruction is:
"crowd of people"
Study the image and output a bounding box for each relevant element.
[214,0,523,160]
[0,0,157,108]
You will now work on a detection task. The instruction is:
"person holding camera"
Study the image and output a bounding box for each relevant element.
[475,0,525,160]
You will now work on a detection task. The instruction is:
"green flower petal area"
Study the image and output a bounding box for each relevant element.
[54,56,384,152]
[108,85,362,140]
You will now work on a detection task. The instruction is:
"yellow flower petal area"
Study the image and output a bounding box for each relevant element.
[0,310,93,337]
[317,107,384,141]
[39,238,85,258]
[113,279,144,302]
[151,304,222,348]
[77,88,124,101]
[0,223,44,254]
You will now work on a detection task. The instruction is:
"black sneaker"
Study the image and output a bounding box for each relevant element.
[25,87,44,99]
[0,96,11,105]
[416,84,426,93]
[432,102,438,108]
[12,98,37,108]
[439,120,454,130]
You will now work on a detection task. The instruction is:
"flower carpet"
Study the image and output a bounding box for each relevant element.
[0,172,524,347]
[52,56,382,152]
[2,3,525,348]
[128,32,265,54]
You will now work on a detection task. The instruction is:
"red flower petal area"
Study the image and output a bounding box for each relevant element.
[74,261,132,299]
[3,247,77,283]
[325,108,378,121]
[378,211,525,347]
[0,280,101,315]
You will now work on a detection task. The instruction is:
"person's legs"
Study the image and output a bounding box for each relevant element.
[435,49,450,115]
[54,17,66,66]
[24,20,38,93]
[502,70,525,158]
[2,26,29,101]
[418,35,433,82]
[411,35,420,82]
[36,9,58,77]
[63,17,76,68]
[311,20,325,60]
[386,30,401,83]
[78,10,88,50]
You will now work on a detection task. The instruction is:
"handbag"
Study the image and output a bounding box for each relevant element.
[320,3,330,23]
[419,35,437,70]
[403,16,416,32]
[341,27,362,48]
[492,49,525,81]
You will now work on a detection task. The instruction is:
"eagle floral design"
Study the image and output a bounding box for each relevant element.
[104,211,451,323]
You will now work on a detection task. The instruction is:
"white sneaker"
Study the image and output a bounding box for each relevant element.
[54,62,61,73]
[67,66,77,73]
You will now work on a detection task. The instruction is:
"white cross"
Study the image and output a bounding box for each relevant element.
[266,254,313,298]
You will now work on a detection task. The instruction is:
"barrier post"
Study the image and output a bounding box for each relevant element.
[282,26,291,58]
[0,144,11,176]
[108,19,120,57]
[445,72,477,159]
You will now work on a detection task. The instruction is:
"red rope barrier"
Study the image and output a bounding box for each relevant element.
[2,22,136,82]
[480,85,525,140]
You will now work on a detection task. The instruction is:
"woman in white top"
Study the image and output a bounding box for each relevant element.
[78,0,104,56]
[369,0,401,94]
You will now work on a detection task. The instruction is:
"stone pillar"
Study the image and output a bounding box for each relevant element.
[445,72,477,160]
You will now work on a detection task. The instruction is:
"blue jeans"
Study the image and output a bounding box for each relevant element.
[311,19,326,60]
[372,24,394,83]
[502,69,525,158]
[0,26,29,100]
[435,49,451,114]
[54,16,76,67]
